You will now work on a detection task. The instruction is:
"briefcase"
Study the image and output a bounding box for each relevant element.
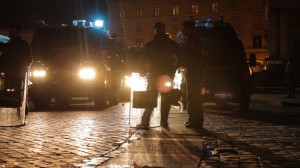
[132,91,157,108]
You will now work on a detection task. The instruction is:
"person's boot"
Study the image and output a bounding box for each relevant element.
[136,109,151,129]
[185,121,203,128]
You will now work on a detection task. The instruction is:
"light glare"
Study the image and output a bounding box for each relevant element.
[95,20,104,27]
[164,81,172,87]
[33,70,46,77]
[79,68,96,80]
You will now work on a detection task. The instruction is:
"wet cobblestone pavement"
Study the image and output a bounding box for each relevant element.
[0,104,136,168]
[200,107,300,168]
[1,99,300,168]
[99,103,300,168]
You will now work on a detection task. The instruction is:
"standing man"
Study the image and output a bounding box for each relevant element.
[0,24,32,92]
[138,22,179,128]
[178,20,204,128]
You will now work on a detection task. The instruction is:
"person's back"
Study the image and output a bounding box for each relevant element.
[0,24,32,94]
[178,32,202,70]
[144,33,178,76]
[0,24,32,74]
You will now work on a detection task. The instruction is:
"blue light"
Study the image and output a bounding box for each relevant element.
[0,34,10,43]
[95,20,104,27]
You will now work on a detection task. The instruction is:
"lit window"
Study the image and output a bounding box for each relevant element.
[172,5,179,15]
[212,2,218,13]
[119,9,125,18]
[253,35,262,49]
[154,7,160,17]
[135,39,143,47]
[136,8,142,17]
[192,4,199,14]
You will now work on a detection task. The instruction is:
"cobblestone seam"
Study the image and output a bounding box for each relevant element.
[81,130,138,168]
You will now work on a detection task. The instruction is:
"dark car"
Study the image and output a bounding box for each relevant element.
[175,17,256,112]
[29,25,124,109]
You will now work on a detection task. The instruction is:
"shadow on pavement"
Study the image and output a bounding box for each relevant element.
[203,105,300,126]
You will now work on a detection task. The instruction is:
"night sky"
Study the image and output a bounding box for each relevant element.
[0,0,108,28]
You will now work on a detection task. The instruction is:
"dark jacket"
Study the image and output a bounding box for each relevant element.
[178,33,203,71]
[142,34,179,76]
[0,37,32,73]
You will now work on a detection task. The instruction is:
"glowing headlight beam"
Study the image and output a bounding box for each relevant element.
[124,76,133,87]
[33,70,46,77]
[79,68,96,80]
[125,74,148,91]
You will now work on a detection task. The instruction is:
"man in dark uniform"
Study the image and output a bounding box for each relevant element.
[0,24,32,91]
[138,22,179,128]
[178,20,204,128]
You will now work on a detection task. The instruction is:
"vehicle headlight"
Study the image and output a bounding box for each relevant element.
[79,67,96,80]
[124,76,133,87]
[124,75,147,90]
[32,70,46,77]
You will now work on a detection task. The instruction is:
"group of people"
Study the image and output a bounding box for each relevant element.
[137,20,204,129]
[1,21,203,128]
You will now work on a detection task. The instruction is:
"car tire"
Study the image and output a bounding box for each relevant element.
[93,90,108,109]
[109,95,119,106]
[239,81,253,112]
[217,102,229,109]
[239,95,251,112]
[32,95,51,110]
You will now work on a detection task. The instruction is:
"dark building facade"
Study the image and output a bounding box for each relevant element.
[1,0,300,63]
[106,0,300,64]
[268,0,300,61]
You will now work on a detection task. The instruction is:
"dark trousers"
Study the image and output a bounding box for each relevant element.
[141,74,173,125]
[186,71,203,124]
[141,92,172,125]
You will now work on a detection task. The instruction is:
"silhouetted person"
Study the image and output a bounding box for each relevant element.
[138,22,179,128]
[285,56,296,98]
[0,24,32,92]
[178,20,204,128]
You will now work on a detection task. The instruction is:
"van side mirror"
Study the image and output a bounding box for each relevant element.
[249,53,256,67]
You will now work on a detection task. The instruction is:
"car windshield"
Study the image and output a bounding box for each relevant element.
[31,27,110,62]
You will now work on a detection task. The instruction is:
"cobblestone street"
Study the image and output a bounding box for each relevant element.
[199,107,300,168]
[1,97,300,168]
[100,102,300,168]
[0,103,136,168]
